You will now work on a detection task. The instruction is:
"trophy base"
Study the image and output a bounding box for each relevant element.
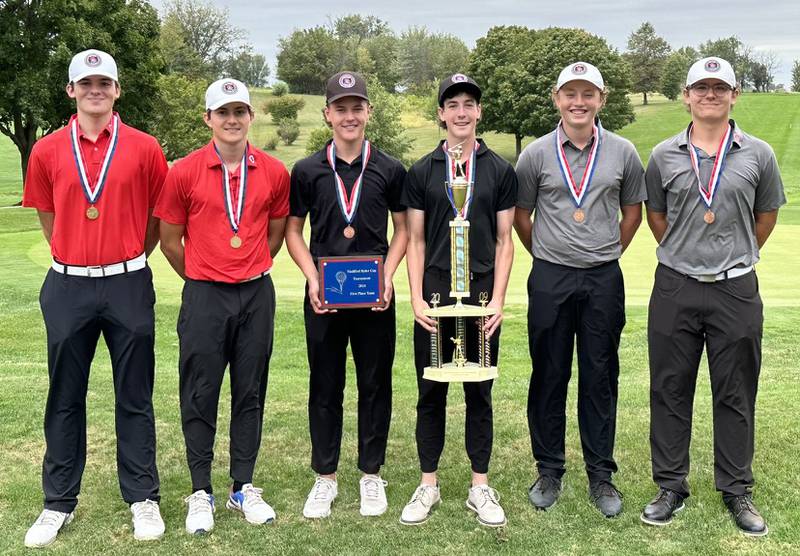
[423,363,498,383]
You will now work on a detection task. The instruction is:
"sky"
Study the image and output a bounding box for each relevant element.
[150,0,800,88]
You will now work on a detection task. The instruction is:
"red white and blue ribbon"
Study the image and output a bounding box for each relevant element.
[70,114,119,206]
[443,141,478,218]
[688,122,733,211]
[554,120,601,209]
[214,143,248,234]
[327,140,371,225]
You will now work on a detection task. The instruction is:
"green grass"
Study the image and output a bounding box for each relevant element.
[0,93,798,554]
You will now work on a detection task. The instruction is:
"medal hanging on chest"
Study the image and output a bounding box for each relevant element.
[555,120,601,224]
[443,141,478,219]
[216,144,249,248]
[688,122,733,225]
[327,140,371,239]
[70,114,119,220]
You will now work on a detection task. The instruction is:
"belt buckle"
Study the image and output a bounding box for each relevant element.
[696,274,716,283]
[86,265,105,278]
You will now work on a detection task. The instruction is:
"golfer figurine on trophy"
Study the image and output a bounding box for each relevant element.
[423,141,497,382]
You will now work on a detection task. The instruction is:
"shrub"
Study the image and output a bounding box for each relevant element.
[264,96,305,124]
[305,126,333,155]
[272,81,289,96]
[263,134,279,151]
[277,119,300,145]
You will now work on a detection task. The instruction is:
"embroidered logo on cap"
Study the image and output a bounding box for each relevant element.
[571,63,587,75]
[339,73,356,88]
[85,53,101,67]
[222,81,238,94]
[451,73,468,84]
[705,59,720,72]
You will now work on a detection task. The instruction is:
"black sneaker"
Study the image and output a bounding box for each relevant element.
[724,495,768,537]
[528,475,562,510]
[589,480,623,517]
[640,488,685,526]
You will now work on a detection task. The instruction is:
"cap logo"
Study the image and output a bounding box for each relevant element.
[222,81,238,94]
[338,73,356,88]
[571,64,587,75]
[451,73,468,84]
[85,53,101,67]
[705,59,720,72]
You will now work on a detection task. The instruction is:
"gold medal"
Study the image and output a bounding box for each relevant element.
[230,235,242,248]
[573,208,585,223]
[343,225,355,239]
[703,210,715,224]
[86,206,99,220]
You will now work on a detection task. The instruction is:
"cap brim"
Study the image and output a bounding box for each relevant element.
[438,82,482,106]
[557,77,603,90]
[70,70,118,84]
[326,92,369,104]
[207,99,253,111]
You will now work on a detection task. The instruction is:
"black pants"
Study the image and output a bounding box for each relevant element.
[178,276,275,492]
[38,267,159,513]
[527,258,625,482]
[304,295,395,475]
[648,264,763,499]
[413,269,499,474]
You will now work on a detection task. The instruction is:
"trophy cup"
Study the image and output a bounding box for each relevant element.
[422,143,498,382]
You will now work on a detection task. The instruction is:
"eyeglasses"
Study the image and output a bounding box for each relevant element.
[689,83,734,96]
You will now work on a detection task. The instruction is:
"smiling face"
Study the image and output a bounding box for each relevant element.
[553,80,604,129]
[203,102,253,146]
[683,78,738,123]
[324,96,371,143]
[438,92,481,144]
[66,75,120,117]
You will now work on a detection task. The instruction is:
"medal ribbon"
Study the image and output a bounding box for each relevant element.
[214,143,248,234]
[327,140,371,225]
[70,114,119,205]
[554,120,602,209]
[688,122,733,210]
[443,141,478,218]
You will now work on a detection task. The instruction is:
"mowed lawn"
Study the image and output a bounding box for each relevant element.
[0,93,798,555]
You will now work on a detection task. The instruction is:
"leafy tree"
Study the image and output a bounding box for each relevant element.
[223,46,269,88]
[276,26,339,94]
[305,126,333,155]
[660,47,698,101]
[160,12,209,79]
[470,26,634,159]
[151,74,208,160]
[398,27,469,94]
[792,60,800,92]
[331,14,390,42]
[0,0,162,191]
[264,96,306,124]
[272,81,289,96]
[698,36,752,88]
[750,51,779,92]
[624,22,670,105]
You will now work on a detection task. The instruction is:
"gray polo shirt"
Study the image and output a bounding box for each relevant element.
[645,121,785,275]
[516,125,647,268]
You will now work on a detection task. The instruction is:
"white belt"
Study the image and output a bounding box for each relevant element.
[51,253,147,278]
[689,265,753,283]
[241,269,271,282]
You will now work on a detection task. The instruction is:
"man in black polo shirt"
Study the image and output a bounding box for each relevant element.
[285,72,407,519]
[400,74,517,528]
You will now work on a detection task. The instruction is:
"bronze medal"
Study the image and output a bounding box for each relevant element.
[230,235,242,248]
[703,210,715,224]
[573,208,585,223]
[86,206,99,220]
[343,225,355,239]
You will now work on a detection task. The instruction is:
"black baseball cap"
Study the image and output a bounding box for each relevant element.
[438,73,482,107]
[326,71,369,104]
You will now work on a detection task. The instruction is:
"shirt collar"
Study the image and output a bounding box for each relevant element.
[680,119,743,149]
[205,140,257,169]
[432,138,486,161]
[69,112,119,140]
[557,120,599,149]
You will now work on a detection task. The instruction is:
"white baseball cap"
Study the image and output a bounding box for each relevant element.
[69,49,118,83]
[556,62,604,91]
[205,78,252,111]
[686,57,737,88]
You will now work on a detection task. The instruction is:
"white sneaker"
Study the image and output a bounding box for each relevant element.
[400,484,440,525]
[359,474,388,516]
[24,509,74,548]
[466,484,506,527]
[226,483,276,524]
[131,499,165,541]
[303,477,338,519]
[185,490,215,534]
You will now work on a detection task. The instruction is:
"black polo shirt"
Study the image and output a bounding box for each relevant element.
[290,140,406,261]
[402,139,518,274]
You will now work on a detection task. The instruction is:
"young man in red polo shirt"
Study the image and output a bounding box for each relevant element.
[155,78,290,534]
[22,49,168,547]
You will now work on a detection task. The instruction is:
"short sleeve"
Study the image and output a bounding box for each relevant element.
[401,162,426,211]
[495,162,518,212]
[515,147,539,211]
[644,155,667,213]
[753,145,786,213]
[147,138,169,208]
[22,141,55,212]
[387,161,407,212]
[153,166,188,225]
[270,163,291,219]
[620,143,647,206]
[289,163,312,218]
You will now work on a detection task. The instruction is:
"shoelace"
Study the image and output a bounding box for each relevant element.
[536,475,561,494]
[411,485,436,506]
[653,488,675,506]
[473,486,501,508]
[591,481,622,501]
[732,495,756,515]
[312,479,335,501]
[362,477,387,500]
[185,492,212,516]
[242,485,266,506]
[132,500,160,524]
[35,509,65,527]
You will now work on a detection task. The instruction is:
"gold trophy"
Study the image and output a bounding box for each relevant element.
[423,142,498,382]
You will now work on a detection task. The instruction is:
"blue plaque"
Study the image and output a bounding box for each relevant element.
[318,256,384,309]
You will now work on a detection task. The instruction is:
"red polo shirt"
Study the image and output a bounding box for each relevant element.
[23,113,168,266]
[154,141,290,283]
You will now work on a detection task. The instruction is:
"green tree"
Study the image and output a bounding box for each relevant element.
[660,47,698,101]
[224,46,270,88]
[0,0,162,191]
[276,26,339,94]
[277,119,300,145]
[151,74,208,160]
[331,14,390,42]
[264,96,306,124]
[792,60,800,92]
[624,22,671,105]
[398,27,469,94]
[160,12,209,79]
[698,36,752,88]
[470,26,634,159]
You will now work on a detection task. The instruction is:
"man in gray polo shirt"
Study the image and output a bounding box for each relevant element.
[514,62,646,517]
[640,57,785,536]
